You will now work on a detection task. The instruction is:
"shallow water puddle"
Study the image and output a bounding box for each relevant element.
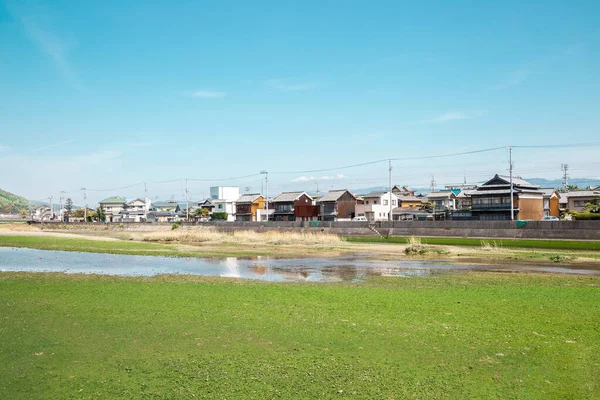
[0,247,598,282]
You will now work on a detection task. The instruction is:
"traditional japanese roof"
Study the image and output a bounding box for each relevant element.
[564,190,600,198]
[317,189,355,203]
[540,188,560,198]
[99,196,127,204]
[456,189,477,198]
[397,195,423,202]
[127,198,145,205]
[236,194,263,204]
[485,174,539,189]
[272,191,310,203]
[426,192,456,199]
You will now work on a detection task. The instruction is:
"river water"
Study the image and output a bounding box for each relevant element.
[0,247,597,282]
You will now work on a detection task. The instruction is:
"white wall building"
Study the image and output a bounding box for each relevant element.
[210,186,240,221]
[355,190,399,221]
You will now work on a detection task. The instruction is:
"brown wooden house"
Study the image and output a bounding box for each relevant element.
[471,175,543,220]
[272,191,318,221]
[235,194,265,222]
[316,189,357,221]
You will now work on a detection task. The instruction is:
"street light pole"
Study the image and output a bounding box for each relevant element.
[509,146,514,221]
[82,188,87,223]
[388,160,392,222]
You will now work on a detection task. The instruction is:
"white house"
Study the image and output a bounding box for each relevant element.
[426,192,457,211]
[210,186,240,221]
[355,190,399,221]
[99,196,127,222]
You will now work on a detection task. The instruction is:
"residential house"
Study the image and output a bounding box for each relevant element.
[396,194,423,208]
[563,190,600,212]
[118,198,150,222]
[32,205,53,222]
[210,186,240,221]
[271,191,316,221]
[99,196,127,222]
[455,189,477,210]
[391,185,416,196]
[316,189,357,221]
[355,190,399,221]
[470,175,544,220]
[426,192,457,212]
[235,194,265,221]
[540,189,561,217]
[294,194,319,221]
[148,200,180,222]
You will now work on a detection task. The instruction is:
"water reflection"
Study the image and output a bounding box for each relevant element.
[0,247,598,282]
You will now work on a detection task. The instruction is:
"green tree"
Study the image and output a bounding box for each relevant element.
[96,206,106,222]
[65,198,73,217]
[584,199,600,214]
[211,212,228,220]
[566,185,582,192]
[19,208,28,219]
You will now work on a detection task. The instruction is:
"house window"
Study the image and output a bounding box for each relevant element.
[219,204,223,209]
[574,201,583,207]
[383,200,388,206]
[374,201,378,205]
[365,200,369,204]
[392,200,397,205]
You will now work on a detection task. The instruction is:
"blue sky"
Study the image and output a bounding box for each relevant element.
[1,0,599,205]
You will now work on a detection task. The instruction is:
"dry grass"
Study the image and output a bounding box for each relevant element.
[480,240,503,252]
[140,227,342,246]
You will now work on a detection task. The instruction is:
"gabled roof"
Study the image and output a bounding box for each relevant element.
[316,189,356,203]
[456,189,477,198]
[153,201,179,208]
[564,190,600,198]
[397,195,423,202]
[127,198,145,204]
[540,188,560,198]
[426,192,456,199]
[236,193,263,204]
[99,196,127,204]
[483,174,539,189]
[363,190,392,199]
[272,191,310,203]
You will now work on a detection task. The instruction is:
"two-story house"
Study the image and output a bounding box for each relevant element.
[235,194,265,222]
[316,189,356,221]
[426,192,457,211]
[210,186,240,221]
[540,189,561,217]
[99,196,127,222]
[471,175,544,220]
[354,190,399,221]
[271,191,316,221]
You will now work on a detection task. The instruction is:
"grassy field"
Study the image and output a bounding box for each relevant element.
[0,273,598,399]
[347,236,600,251]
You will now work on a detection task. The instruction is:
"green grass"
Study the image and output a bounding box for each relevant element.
[0,235,266,258]
[0,273,598,399]
[347,236,600,251]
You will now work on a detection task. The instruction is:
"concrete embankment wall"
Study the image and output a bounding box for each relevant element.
[47,220,600,240]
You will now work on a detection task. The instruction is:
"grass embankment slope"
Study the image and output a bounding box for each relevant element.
[0,273,598,399]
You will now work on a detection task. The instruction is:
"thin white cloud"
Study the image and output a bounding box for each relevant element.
[0,145,9,152]
[292,174,345,183]
[191,90,227,98]
[5,1,82,89]
[267,79,318,91]
[15,138,76,156]
[416,111,483,124]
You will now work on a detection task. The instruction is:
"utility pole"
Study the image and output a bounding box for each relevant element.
[144,182,147,199]
[261,171,268,222]
[185,179,189,222]
[82,188,87,222]
[561,164,569,191]
[49,196,53,220]
[509,146,514,220]
[430,175,436,193]
[59,191,66,221]
[388,160,393,222]
[315,181,320,195]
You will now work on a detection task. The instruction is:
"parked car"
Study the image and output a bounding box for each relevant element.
[352,216,368,221]
[541,216,559,221]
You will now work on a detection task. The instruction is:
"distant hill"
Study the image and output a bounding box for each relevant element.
[0,189,32,214]
[526,178,600,189]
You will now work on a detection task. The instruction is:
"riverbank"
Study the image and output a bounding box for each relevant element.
[1,272,598,398]
[2,224,600,265]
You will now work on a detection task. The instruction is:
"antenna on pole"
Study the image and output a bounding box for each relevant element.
[509,146,514,220]
[430,175,436,193]
[81,188,87,223]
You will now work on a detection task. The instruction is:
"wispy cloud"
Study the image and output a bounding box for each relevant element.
[267,79,318,91]
[489,69,530,90]
[15,138,76,156]
[191,90,227,98]
[292,174,345,183]
[0,145,9,152]
[5,1,82,89]
[417,111,484,124]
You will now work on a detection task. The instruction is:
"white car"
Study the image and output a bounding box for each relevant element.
[352,216,368,221]
[541,216,559,221]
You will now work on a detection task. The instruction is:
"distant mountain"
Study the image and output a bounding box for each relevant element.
[525,178,600,189]
[0,188,32,214]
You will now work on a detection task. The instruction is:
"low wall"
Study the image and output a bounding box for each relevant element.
[46,220,600,240]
